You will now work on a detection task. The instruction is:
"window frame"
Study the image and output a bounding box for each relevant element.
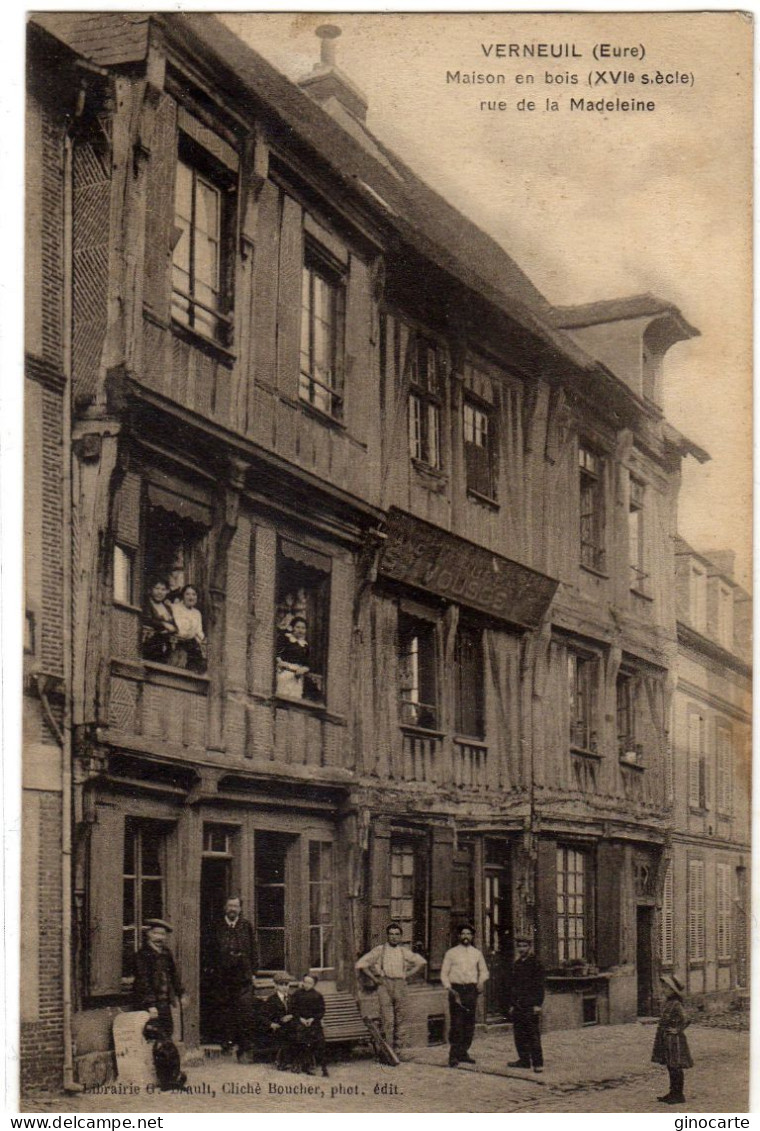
[454,622,486,741]
[274,538,332,707]
[389,835,428,951]
[121,818,167,987]
[407,338,443,471]
[463,395,497,501]
[578,443,606,574]
[687,857,706,964]
[171,133,235,348]
[398,611,440,731]
[568,650,599,754]
[308,839,336,973]
[556,845,593,965]
[628,475,648,593]
[299,239,346,421]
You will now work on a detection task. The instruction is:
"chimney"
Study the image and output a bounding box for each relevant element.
[299,24,369,124]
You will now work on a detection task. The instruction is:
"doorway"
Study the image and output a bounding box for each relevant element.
[255,830,297,973]
[199,854,232,1042]
[636,905,655,1016]
[484,840,512,1020]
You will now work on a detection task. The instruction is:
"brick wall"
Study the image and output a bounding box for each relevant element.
[20,794,64,1094]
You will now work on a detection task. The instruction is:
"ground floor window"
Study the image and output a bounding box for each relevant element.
[556,846,589,963]
[390,837,427,951]
[309,841,335,970]
[122,819,166,983]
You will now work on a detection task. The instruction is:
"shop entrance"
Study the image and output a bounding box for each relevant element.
[484,840,512,1020]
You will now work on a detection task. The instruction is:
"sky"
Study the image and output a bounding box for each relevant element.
[222,11,753,588]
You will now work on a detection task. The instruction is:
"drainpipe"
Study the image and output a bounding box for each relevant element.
[60,110,84,1094]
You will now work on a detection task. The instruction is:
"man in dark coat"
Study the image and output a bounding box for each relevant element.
[133,919,186,1038]
[508,934,545,1072]
[207,896,260,1053]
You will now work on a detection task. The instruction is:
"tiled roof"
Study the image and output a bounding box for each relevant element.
[551,293,699,338]
[30,12,151,67]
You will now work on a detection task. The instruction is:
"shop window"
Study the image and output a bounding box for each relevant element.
[464,398,496,500]
[172,135,234,346]
[716,862,732,961]
[390,838,427,949]
[122,819,166,983]
[300,241,345,419]
[408,339,442,469]
[113,544,136,607]
[716,724,732,815]
[660,860,674,966]
[556,846,592,964]
[688,858,705,962]
[275,539,331,704]
[454,624,485,739]
[398,613,438,729]
[308,841,335,971]
[142,505,209,673]
[628,475,647,592]
[568,652,598,753]
[579,444,605,572]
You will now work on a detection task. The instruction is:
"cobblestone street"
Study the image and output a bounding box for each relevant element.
[20,1021,750,1115]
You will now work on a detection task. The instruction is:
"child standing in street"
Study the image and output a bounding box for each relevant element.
[652,973,692,1104]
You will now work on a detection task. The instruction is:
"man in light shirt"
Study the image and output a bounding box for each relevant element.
[440,924,489,1067]
[356,922,426,1051]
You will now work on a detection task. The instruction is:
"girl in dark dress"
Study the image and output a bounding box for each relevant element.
[652,973,692,1104]
[288,973,329,1077]
[275,616,310,699]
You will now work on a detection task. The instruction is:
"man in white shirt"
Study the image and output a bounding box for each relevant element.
[356,923,426,1051]
[440,924,489,1067]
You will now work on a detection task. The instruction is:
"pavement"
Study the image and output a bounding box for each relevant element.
[20,1020,751,1115]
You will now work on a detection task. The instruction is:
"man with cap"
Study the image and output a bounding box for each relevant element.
[356,922,427,1053]
[508,933,545,1072]
[133,919,187,1038]
[262,971,295,1067]
[440,924,489,1067]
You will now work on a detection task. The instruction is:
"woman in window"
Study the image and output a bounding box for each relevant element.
[170,584,207,673]
[142,579,179,663]
[276,615,311,699]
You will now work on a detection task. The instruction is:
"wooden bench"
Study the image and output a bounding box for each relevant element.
[321,992,372,1045]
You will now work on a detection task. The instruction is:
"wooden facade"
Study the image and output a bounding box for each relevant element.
[24,13,718,1088]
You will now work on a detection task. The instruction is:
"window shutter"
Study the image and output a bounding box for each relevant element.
[596,842,623,968]
[276,192,303,399]
[429,826,454,974]
[368,819,392,945]
[143,94,177,321]
[660,861,674,965]
[113,472,142,548]
[688,714,701,806]
[716,863,731,960]
[535,838,557,968]
[688,859,705,961]
[89,804,125,996]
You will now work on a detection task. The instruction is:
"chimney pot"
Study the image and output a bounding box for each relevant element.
[316,24,341,67]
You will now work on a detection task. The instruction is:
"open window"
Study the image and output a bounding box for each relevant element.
[172,132,235,347]
[454,623,485,740]
[408,338,443,470]
[299,240,346,419]
[464,397,496,500]
[141,493,210,673]
[275,539,332,704]
[568,651,598,753]
[579,444,605,573]
[398,612,439,729]
[616,670,644,764]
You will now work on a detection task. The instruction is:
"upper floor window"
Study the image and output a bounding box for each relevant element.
[172,138,234,346]
[454,624,485,739]
[398,613,439,729]
[628,476,647,592]
[464,398,496,500]
[689,564,707,633]
[579,444,605,573]
[616,672,642,763]
[568,651,598,753]
[300,242,345,419]
[408,340,442,469]
[141,505,209,674]
[275,539,331,704]
[113,544,136,607]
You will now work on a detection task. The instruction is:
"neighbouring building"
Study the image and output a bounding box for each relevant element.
[665,540,751,1008]
[24,12,714,1092]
